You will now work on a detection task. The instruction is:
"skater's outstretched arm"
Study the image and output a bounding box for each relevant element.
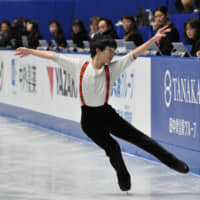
[14,47,83,76]
[109,25,171,83]
[131,25,171,58]
[15,47,55,59]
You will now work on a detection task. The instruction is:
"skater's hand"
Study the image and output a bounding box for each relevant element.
[131,25,171,58]
[154,25,171,41]
[196,50,200,58]
[15,47,32,58]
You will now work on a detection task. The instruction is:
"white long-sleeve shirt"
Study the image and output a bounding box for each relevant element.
[52,53,135,107]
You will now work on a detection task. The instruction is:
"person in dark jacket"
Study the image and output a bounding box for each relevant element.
[0,20,12,48]
[71,19,89,51]
[26,20,42,49]
[122,14,143,46]
[152,6,179,55]
[49,19,66,49]
[11,17,27,48]
[184,17,200,57]
[98,18,119,39]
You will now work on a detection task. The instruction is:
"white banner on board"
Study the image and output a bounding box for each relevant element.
[0,51,151,136]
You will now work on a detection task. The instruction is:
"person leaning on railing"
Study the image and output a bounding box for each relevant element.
[49,19,67,50]
[152,6,179,55]
[26,20,42,49]
[71,19,89,52]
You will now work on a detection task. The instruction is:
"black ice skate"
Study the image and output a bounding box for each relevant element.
[117,170,131,191]
[161,154,189,173]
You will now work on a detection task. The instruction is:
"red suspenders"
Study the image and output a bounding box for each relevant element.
[79,62,110,106]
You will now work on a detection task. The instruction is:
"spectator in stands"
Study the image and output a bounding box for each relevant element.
[89,16,100,39]
[71,19,89,51]
[184,17,200,57]
[122,14,143,46]
[49,20,67,50]
[174,0,200,13]
[26,20,42,49]
[152,6,179,55]
[98,18,119,39]
[11,17,27,48]
[0,20,12,48]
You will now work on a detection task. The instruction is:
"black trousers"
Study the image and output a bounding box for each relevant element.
[81,104,179,174]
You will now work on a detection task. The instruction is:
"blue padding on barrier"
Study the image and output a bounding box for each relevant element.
[151,56,200,175]
[0,103,87,141]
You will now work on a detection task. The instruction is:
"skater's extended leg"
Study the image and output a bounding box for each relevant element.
[107,105,189,173]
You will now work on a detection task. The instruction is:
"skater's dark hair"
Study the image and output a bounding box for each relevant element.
[90,35,117,58]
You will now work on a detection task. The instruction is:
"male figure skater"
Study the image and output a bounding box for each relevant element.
[15,25,189,192]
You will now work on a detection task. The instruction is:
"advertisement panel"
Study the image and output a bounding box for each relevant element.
[109,57,151,136]
[151,57,200,151]
[0,52,150,130]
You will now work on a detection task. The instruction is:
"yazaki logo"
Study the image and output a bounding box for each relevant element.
[47,66,54,97]
[46,66,78,99]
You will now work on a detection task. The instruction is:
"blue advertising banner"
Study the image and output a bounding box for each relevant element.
[151,56,200,173]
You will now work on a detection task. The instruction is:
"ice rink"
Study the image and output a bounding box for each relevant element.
[0,116,200,200]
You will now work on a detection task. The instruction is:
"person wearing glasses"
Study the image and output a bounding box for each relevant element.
[152,6,179,55]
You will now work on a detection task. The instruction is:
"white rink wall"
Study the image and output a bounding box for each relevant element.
[0,51,151,136]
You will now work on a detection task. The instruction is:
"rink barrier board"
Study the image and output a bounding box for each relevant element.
[0,51,200,174]
[151,56,200,175]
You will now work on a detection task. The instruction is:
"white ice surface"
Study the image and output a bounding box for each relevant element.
[0,116,200,200]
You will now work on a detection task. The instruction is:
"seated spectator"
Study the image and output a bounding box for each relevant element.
[152,6,179,55]
[184,17,200,57]
[0,20,12,48]
[11,17,27,48]
[49,19,66,50]
[71,19,89,51]
[98,18,119,39]
[26,20,42,49]
[89,16,100,39]
[174,0,200,13]
[121,14,143,46]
